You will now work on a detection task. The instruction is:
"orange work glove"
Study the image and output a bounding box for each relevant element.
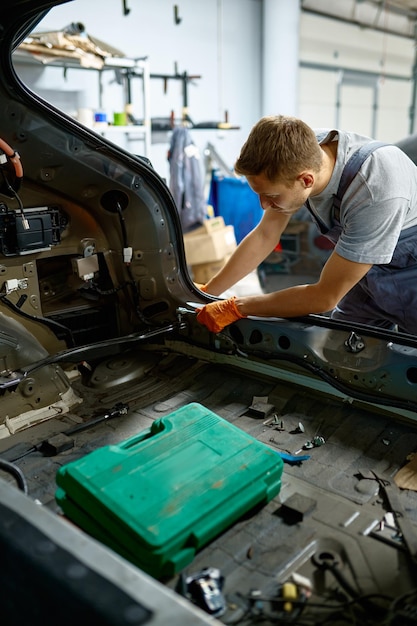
[196,297,246,333]
[194,283,207,292]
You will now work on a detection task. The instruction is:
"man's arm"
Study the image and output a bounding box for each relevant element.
[235,251,372,317]
[203,209,291,296]
[197,251,373,333]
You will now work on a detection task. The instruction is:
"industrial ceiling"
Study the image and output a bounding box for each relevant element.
[301,0,417,39]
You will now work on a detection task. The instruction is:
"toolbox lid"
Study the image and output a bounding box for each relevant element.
[56,403,283,577]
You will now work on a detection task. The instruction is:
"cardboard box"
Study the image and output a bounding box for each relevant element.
[191,215,226,235]
[191,254,232,284]
[184,219,237,265]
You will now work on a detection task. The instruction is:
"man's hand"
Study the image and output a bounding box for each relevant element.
[196,297,246,333]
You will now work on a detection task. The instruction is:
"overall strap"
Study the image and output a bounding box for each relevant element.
[333,141,388,216]
[304,139,389,233]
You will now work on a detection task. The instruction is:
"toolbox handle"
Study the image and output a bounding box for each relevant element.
[118,417,170,450]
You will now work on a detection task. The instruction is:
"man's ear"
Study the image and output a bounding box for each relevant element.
[297,172,314,189]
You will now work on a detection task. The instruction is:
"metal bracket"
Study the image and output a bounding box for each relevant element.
[344,331,365,353]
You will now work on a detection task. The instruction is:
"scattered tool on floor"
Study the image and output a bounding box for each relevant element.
[3,402,129,461]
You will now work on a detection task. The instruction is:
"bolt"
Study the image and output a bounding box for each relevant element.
[293,422,305,434]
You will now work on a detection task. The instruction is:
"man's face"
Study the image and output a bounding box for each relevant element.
[246,172,311,216]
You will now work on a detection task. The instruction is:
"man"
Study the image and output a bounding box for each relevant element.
[196,115,417,334]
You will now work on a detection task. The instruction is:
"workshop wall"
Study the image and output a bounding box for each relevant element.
[299,12,414,142]
[17,0,262,183]
[15,0,416,183]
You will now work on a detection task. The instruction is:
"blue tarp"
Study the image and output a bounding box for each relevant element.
[209,173,264,243]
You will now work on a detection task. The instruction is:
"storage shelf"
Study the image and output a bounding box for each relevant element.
[13,49,151,156]
[98,125,148,135]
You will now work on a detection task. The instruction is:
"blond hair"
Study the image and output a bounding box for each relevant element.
[234,115,323,184]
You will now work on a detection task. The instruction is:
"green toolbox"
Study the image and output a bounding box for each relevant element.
[56,402,284,579]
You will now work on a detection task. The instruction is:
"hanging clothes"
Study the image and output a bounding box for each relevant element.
[168,127,207,232]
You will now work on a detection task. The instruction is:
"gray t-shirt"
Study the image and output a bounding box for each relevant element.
[307,129,417,264]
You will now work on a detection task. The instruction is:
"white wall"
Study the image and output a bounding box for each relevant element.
[15,0,262,183]
[13,1,417,184]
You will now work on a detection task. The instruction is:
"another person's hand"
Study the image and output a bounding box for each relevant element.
[196,297,245,333]
[194,283,207,292]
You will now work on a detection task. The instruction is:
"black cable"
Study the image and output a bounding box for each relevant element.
[0,458,28,494]
[115,200,149,325]
[83,281,131,296]
[0,293,75,347]
[384,588,417,625]
[226,591,395,626]
[0,170,27,226]
[115,200,128,249]
[315,559,388,620]
[0,322,183,390]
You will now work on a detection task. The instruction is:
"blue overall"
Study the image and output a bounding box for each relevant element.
[331,224,417,334]
[305,137,417,334]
